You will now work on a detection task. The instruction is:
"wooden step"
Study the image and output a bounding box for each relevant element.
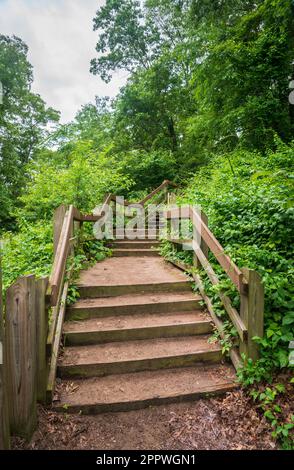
[53,364,236,414]
[108,240,160,249]
[58,335,222,378]
[123,230,159,239]
[66,292,202,321]
[77,280,191,298]
[112,248,160,257]
[63,310,212,345]
[76,257,189,294]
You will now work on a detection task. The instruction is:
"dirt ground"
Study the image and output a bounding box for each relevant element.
[12,389,279,450]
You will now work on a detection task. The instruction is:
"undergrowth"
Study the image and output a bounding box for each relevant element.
[159,142,294,449]
[66,224,112,305]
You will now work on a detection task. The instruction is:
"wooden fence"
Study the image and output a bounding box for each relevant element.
[0,180,175,447]
[0,180,264,447]
[164,206,264,369]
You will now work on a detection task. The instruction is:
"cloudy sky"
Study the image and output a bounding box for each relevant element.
[0,0,127,122]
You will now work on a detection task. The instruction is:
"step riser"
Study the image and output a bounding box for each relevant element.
[53,383,236,415]
[66,299,201,321]
[64,322,212,346]
[58,350,222,379]
[77,281,191,298]
[112,250,160,257]
[108,242,160,249]
[124,231,159,236]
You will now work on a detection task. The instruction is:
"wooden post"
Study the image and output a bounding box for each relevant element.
[35,277,49,403]
[193,209,208,269]
[46,279,69,404]
[163,186,168,204]
[53,204,67,256]
[69,207,75,258]
[0,253,10,449]
[6,275,37,439]
[240,268,264,361]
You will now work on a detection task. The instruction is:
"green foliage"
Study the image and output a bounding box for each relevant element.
[159,240,239,357]
[179,142,294,376]
[1,0,293,452]
[250,382,294,450]
[66,236,112,306]
[0,35,59,228]
[159,240,193,267]
[191,0,294,153]
[1,221,53,291]
[91,1,294,167]
[18,140,134,222]
[117,150,177,193]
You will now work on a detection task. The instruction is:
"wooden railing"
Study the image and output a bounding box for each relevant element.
[164,206,264,370]
[0,180,262,446]
[0,181,176,446]
[139,180,177,206]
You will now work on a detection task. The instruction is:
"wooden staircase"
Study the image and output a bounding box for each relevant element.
[1,181,264,444]
[53,239,236,414]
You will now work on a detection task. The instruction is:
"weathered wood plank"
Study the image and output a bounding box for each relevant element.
[166,206,245,292]
[190,207,245,293]
[165,256,242,371]
[192,272,242,371]
[73,207,106,222]
[53,204,67,256]
[193,245,247,341]
[80,214,101,222]
[77,193,115,222]
[72,206,82,221]
[48,205,73,306]
[46,279,70,404]
[35,277,49,403]
[240,268,264,361]
[193,210,208,269]
[109,194,131,206]
[0,254,10,449]
[167,192,177,205]
[47,264,68,356]
[164,205,190,220]
[139,180,177,206]
[6,276,37,439]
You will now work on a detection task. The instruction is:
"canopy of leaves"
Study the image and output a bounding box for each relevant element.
[0,35,59,228]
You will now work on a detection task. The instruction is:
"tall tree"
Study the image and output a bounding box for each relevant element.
[91,0,294,167]
[0,35,59,228]
[189,0,294,152]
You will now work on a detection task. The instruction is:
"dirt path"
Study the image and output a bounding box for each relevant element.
[12,390,277,450]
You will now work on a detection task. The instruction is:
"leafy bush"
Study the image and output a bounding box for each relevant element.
[17,140,134,223]
[178,141,294,376]
[1,221,53,291]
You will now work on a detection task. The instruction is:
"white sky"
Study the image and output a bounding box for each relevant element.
[0,0,127,122]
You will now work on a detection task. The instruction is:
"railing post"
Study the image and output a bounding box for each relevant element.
[6,275,37,439]
[53,204,67,256]
[0,253,10,449]
[193,209,209,269]
[240,268,264,361]
[35,277,49,404]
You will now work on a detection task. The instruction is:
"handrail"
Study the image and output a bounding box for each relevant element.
[47,181,177,308]
[190,207,245,293]
[139,180,177,206]
[47,206,73,306]
[41,178,263,406]
[164,206,245,293]
[194,243,247,341]
[163,203,264,362]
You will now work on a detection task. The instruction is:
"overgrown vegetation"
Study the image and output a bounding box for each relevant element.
[66,228,112,306]
[1,0,294,449]
[159,142,294,448]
